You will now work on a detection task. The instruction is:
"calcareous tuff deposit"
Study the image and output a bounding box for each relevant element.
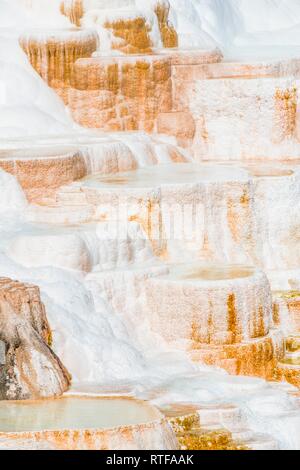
[2,0,300,451]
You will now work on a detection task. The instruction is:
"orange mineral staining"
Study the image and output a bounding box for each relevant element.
[227,293,238,344]
[0,147,87,202]
[19,29,98,104]
[69,56,172,131]
[154,1,178,49]
[274,87,297,142]
[104,17,153,55]
[60,0,84,27]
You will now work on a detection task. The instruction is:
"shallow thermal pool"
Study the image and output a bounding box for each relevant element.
[81,164,249,189]
[163,263,255,281]
[0,397,160,432]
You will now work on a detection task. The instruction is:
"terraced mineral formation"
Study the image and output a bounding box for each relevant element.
[0,397,177,450]
[67,47,224,134]
[272,290,300,389]
[154,1,178,49]
[154,48,222,148]
[171,59,300,160]
[273,291,300,333]
[60,1,138,29]
[0,278,70,400]
[69,54,172,131]
[60,0,85,26]
[3,0,300,452]
[0,134,186,203]
[85,261,284,379]
[103,15,153,55]
[161,403,279,450]
[0,146,87,201]
[67,164,255,263]
[19,28,98,103]
[60,0,177,51]
[247,164,300,271]
[145,264,283,378]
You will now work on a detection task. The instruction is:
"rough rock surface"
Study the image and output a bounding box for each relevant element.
[0,278,70,400]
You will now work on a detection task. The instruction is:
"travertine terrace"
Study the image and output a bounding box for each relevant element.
[69,55,172,131]
[0,397,177,450]
[19,28,99,103]
[2,0,300,451]
[146,265,281,377]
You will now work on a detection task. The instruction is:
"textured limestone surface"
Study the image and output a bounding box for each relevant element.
[190,329,284,379]
[60,0,178,51]
[19,28,99,104]
[69,55,172,131]
[70,164,255,264]
[0,146,87,201]
[249,164,300,271]
[146,265,272,346]
[0,278,70,400]
[273,291,300,334]
[86,262,283,378]
[0,133,186,203]
[189,78,300,161]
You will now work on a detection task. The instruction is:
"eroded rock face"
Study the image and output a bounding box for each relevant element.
[0,278,70,400]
